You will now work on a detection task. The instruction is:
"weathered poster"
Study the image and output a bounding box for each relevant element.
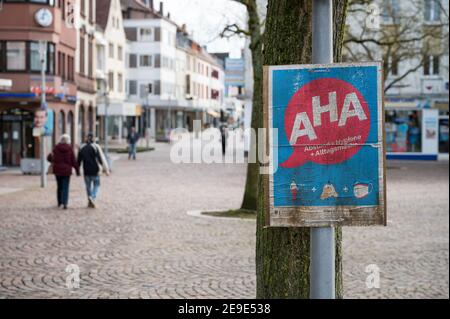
[265,62,386,227]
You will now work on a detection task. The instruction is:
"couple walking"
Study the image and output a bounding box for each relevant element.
[47,133,109,209]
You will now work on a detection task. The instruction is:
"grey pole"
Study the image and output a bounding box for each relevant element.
[40,41,47,188]
[310,0,335,299]
[104,88,110,167]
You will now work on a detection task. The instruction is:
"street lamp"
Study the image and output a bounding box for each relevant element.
[102,79,111,167]
[39,41,47,188]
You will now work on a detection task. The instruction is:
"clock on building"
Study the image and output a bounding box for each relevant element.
[35,8,53,27]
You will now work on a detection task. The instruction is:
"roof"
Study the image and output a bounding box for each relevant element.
[121,0,178,27]
[96,0,112,30]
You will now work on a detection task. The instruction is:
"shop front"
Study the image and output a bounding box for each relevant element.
[435,101,449,157]
[0,94,76,167]
[385,99,439,160]
[97,102,141,144]
[0,105,35,166]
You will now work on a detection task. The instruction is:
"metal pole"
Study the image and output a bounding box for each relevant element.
[104,90,110,165]
[40,41,47,188]
[310,0,335,299]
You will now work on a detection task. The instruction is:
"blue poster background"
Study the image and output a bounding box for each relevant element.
[272,65,380,207]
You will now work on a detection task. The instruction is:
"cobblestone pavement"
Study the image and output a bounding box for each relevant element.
[0,143,448,299]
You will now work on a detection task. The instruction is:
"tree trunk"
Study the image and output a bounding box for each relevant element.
[240,0,263,211]
[256,0,348,298]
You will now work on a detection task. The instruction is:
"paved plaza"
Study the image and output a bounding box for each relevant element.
[0,142,448,299]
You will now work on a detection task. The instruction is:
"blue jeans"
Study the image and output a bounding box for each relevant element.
[84,176,100,200]
[56,175,71,206]
[128,143,137,159]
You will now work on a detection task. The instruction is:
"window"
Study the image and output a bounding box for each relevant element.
[425,0,441,22]
[186,74,191,95]
[140,28,153,41]
[117,46,123,61]
[154,27,161,42]
[88,39,93,77]
[61,0,65,21]
[89,0,94,22]
[79,35,85,75]
[125,28,137,41]
[154,80,161,95]
[78,105,85,144]
[68,56,74,81]
[118,73,123,92]
[140,55,152,67]
[424,55,440,75]
[61,53,66,79]
[129,54,137,68]
[128,80,137,95]
[58,111,65,135]
[154,54,161,68]
[212,69,219,79]
[211,89,219,100]
[433,55,440,75]
[80,0,85,16]
[108,72,114,91]
[47,43,55,75]
[109,43,114,58]
[30,42,41,72]
[382,0,400,23]
[140,83,152,98]
[6,42,26,71]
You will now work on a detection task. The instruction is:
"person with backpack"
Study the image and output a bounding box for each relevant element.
[77,133,110,208]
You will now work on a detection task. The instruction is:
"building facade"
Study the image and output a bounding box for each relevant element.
[122,0,225,141]
[75,0,97,146]
[96,0,139,144]
[345,0,449,159]
[0,1,77,166]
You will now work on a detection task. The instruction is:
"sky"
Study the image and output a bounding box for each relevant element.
[156,0,248,58]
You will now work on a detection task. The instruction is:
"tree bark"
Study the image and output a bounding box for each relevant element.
[240,0,263,211]
[256,0,348,298]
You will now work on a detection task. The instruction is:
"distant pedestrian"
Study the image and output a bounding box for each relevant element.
[127,126,140,160]
[220,124,228,156]
[77,133,110,208]
[47,134,80,209]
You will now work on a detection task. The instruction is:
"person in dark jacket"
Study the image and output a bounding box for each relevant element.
[47,134,80,209]
[127,126,140,160]
[77,133,109,208]
[220,123,228,156]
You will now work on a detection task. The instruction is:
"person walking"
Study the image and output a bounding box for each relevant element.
[220,123,228,156]
[77,133,110,208]
[47,134,80,209]
[127,126,140,160]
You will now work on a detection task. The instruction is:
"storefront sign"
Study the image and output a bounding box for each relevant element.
[264,62,386,227]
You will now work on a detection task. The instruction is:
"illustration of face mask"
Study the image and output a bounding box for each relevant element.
[353,183,373,199]
[320,183,338,200]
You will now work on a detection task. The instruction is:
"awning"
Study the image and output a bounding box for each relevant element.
[434,102,449,111]
[207,110,221,118]
[385,101,417,109]
[97,102,141,116]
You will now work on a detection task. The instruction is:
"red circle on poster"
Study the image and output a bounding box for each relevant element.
[281,78,370,168]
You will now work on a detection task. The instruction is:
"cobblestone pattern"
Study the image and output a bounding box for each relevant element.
[0,144,448,299]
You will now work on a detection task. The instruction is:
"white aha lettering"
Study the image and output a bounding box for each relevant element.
[289,91,368,145]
